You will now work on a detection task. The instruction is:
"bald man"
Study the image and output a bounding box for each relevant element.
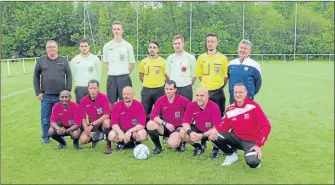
[49,90,82,150]
[108,86,147,152]
[180,87,222,156]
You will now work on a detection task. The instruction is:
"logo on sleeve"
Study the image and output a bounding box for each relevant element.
[68,120,74,125]
[132,119,138,125]
[174,111,181,118]
[244,113,249,120]
[97,108,103,114]
[205,122,212,128]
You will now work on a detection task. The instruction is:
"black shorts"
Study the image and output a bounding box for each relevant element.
[190,124,209,141]
[107,74,132,103]
[209,86,226,116]
[176,85,193,101]
[141,86,164,116]
[162,126,182,137]
[75,86,88,104]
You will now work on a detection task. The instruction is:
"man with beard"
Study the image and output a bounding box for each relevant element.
[70,39,101,104]
[49,90,82,150]
[196,33,229,159]
[33,40,72,145]
[139,40,168,122]
[228,39,262,104]
[180,87,221,156]
[146,80,191,154]
[79,80,112,155]
[108,86,147,152]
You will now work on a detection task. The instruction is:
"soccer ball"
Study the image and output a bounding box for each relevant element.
[133,144,150,160]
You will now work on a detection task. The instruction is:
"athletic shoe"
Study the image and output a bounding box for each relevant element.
[152,147,163,154]
[116,143,125,151]
[91,140,98,149]
[103,145,112,155]
[221,152,238,166]
[42,137,50,145]
[193,146,204,156]
[163,137,168,144]
[176,141,187,152]
[210,149,220,159]
[57,144,67,150]
[73,140,80,150]
[123,141,135,150]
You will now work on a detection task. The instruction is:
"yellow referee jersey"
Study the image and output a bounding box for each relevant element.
[196,52,229,90]
[139,56,166,88]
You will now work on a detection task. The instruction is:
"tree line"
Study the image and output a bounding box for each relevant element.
[0,2,334,60]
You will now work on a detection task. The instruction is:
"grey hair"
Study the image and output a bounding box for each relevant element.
[46,40,58,48]
[239,39,252,50]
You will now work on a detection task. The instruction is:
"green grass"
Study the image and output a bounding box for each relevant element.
[1,60,334,184]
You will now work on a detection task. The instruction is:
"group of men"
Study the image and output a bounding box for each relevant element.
[33,21,270,168]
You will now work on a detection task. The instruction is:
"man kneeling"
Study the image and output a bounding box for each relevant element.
[108,86,147,152]
[147,80,191,154]
[209,83,271,168]
[49,90,82,150]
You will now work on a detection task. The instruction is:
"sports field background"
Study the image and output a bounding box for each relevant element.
[1,60,334,184]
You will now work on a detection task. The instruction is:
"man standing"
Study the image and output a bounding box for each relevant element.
[33,40,72,144]
[196,33,229,158]
[139,40,167,122]
[228,39,262,104]
[103,21,136,110]
[49,90,82,150]
[79,80,112,155]
[166,35,196,102]
[108,86,147,152]
[209,83,271,168]
[146,80,191,154]
[180,87,222,156]
[70,39,101,104]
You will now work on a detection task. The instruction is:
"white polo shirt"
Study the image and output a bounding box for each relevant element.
[70,53,101,86]
[166,51,196,87]
[102,39,135,76]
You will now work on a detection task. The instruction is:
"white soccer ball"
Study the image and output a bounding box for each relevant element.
[133,144,150,160]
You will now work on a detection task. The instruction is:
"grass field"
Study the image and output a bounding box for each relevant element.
[1,60,334,184]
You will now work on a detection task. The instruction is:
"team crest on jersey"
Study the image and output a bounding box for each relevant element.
[88,66,94,72]
[155,69,160,75]
[244,113,249,120]
[174,111,181,118]
[68,120,74,125]
[132,119,138,125]
[214,66,221,74]
[205,122,212,128]
[119,54,125,62]
[181,66,187,72]
[244,66,248,71]
[97,108,103,114]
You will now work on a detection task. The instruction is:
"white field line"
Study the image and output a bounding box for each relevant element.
[1,88,33,100]
[269,69,333,81]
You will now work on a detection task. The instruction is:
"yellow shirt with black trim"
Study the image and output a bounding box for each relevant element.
[139,56,166,88]
[196,52,229,90]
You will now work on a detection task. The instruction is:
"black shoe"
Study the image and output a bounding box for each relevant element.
[116,143,125,151]
[103,145,112,155]
[73,140,80,150]
[163,137,168,144]
[123,141,135,150]
[57,144,67,150]
[201,140,207,149]
[176,142,187,152]
[210,150,219,159]
[193,146,204,156]
[152,147,163,154]
[91,140,98,149]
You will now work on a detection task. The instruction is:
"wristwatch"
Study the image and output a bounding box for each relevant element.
[162,121,167,127]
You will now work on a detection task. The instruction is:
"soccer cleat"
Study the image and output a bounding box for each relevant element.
[123,141,135,150]
[176,142,187,152]
[73,140,80,150]
[152,147,163,154]
[103,145,112,155]
[201,140,207,149]
[91,140,98,149]
[221,152,238,166]
[116,143,125,151]
[42,138,50,145]
[210,150,220,159]
[193,146,204,156]
[57,144,67,150]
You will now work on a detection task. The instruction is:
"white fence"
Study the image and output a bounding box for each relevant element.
[1,54,333,77]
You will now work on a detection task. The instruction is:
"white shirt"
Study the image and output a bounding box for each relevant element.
[166,51,196,87]
[70,53,101,86]
[102,39,135,76]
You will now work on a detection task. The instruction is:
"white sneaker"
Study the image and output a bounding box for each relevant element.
[221,152,238,166]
